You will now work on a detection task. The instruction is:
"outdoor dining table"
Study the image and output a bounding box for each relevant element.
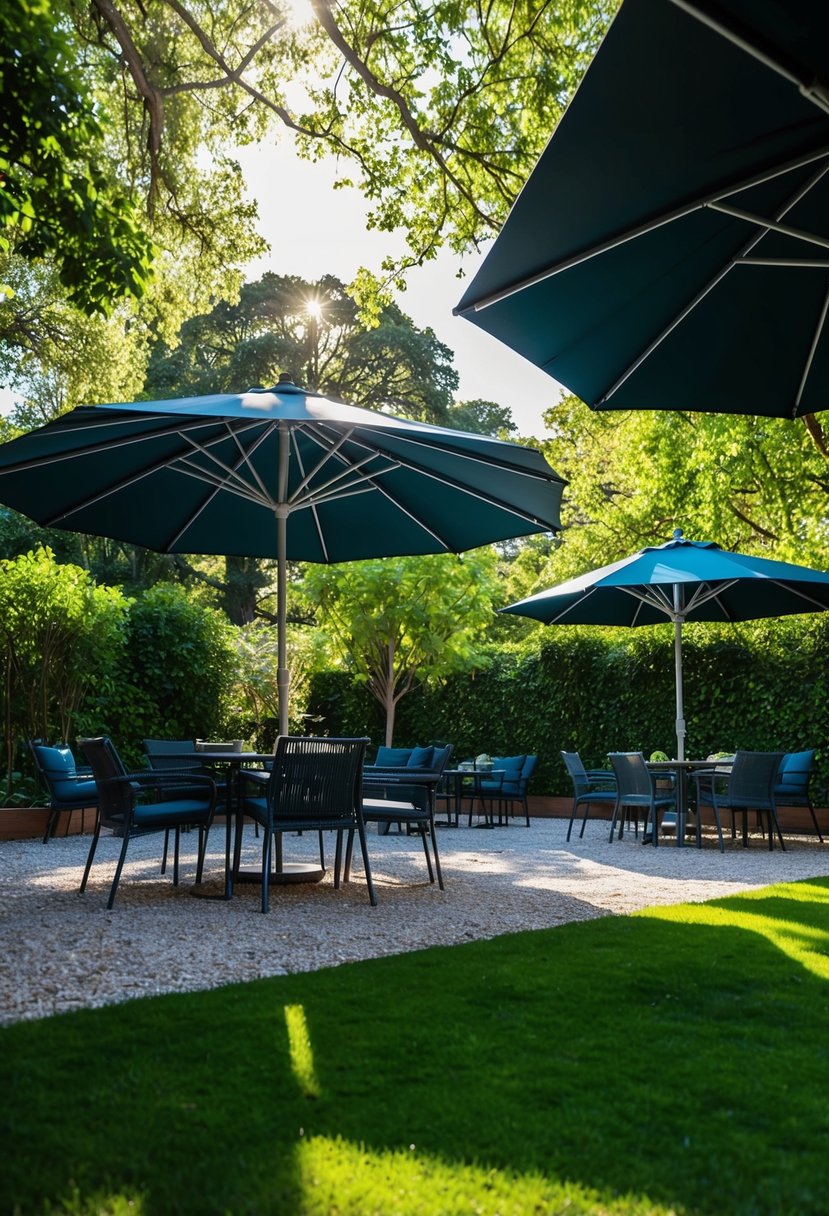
[158,749,325,897]
[646,758,732,847]
[440,768,506,828]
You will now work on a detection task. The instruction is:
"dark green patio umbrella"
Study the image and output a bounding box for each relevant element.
[455,0,829,418]
[0,376,564,734]
[502,530,829,759]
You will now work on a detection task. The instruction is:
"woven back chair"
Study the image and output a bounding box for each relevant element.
[242,735,374,913]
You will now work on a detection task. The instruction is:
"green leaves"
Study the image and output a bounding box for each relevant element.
[1,0,156,313]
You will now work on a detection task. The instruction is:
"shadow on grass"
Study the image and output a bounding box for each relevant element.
[3,877,829,1214]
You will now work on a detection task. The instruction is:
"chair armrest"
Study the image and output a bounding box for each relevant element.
[122,771,217,799]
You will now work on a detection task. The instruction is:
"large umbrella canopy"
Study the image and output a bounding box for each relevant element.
[502,530,829,759]
[0,376,565,733]
[455,0,829,418]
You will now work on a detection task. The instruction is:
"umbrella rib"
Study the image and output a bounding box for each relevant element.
[708,202,829,254]
[454,145,829,315]
[36,420,278,531]
[796,283,829,411]
[0,414,268,478]
[599,159,829,405]
[667,0,829,115]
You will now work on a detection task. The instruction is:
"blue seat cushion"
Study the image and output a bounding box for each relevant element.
[375,747,412,767]
[408,745,434,768]
[53,778,97,802]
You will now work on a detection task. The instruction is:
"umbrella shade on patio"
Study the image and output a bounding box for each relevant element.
[455,0,829,418]
[0,376,565,734]
[501,530,829,760]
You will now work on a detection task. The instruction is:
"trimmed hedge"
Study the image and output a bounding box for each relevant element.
[306,615,829,799]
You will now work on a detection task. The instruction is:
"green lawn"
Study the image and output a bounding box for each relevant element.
[3,878,829,1215]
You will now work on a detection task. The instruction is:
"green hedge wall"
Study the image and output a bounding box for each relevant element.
[306,615,829,800]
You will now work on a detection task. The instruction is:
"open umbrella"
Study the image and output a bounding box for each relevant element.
[0,376,565,734]
[501,529,829,759]
[455,0,829,418]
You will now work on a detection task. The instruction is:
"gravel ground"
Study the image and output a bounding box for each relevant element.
[2,816,828,1025]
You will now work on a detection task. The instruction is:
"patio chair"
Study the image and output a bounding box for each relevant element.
[359,780,444,889]
[28,739,98,844]
[608,752,677,846]
[476,754,538,826]
[561,751,618,842]
[692,750,785,852]
[774,750,822,842]
[241,735,375,913]
[78,735,217,909]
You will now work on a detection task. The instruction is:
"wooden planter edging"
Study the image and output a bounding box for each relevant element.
[0,799,825,840]
[0,805,96,841]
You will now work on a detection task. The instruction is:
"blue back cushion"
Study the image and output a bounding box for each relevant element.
[375,747,412,767]
[35,745,96,801]
[408,745,435,768]
[493,754,526,793]
[775,749,815,796]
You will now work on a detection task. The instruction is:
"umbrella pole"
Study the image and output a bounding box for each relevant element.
[673,586,685,761]
[277,424,290,739]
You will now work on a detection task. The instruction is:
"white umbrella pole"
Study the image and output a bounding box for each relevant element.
[673,585,686,761]
[277,424,290,738]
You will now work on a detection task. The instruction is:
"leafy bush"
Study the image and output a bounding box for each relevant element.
[308,616,829,799]
[103,583,237,768]
[0,547,127,796]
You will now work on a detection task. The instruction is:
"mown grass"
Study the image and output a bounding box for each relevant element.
[3,878,829,1215]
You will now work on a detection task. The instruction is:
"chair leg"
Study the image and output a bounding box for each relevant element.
[161,828,170,875]
[419,827,435,883]
[809,805,824,844]
[43,807,59,845]
[106,830,133,910]
[354,819,377,906]
[428,816,444,889]
[333,831,343,889]
[768,808,786,851]
[173,827,181,885]
[79,823,102,893]
[260,823,273,913]
[343,829,354,882]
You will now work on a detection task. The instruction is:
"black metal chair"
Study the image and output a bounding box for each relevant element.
[359,781,444,889]
[241,735,375,913]
[79,735,217,909]
[28,739,98,843]
[608,752,677,846]
[693,750,785,851]
[774,750,822,842]
[561,751,618,842]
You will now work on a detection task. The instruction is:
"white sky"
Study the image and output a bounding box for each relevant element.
[235,144,562,437]
[1,143,564,436]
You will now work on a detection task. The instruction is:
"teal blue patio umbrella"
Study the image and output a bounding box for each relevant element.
[455,0,829,418]
[502,530,829,759]
[0,376,565,734]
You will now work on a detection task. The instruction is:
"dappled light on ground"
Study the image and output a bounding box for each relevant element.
[639,879,829,980]
[295,1133,668,1216]
[285,1004,321,1099]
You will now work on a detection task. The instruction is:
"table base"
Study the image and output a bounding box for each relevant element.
[234,862,325,885]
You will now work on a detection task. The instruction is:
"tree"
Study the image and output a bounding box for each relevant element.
[145,271,458,421]
[30,0,615,295]
[1,0,156,313]
[444,398,517,438]
[533,395,829,591]
[143,271,462,624]
[301,550,500,745]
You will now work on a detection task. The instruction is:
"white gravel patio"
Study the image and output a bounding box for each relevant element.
[2,816,827,1025]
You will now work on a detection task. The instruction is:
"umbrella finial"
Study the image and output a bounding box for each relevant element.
[673,528,683,542]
